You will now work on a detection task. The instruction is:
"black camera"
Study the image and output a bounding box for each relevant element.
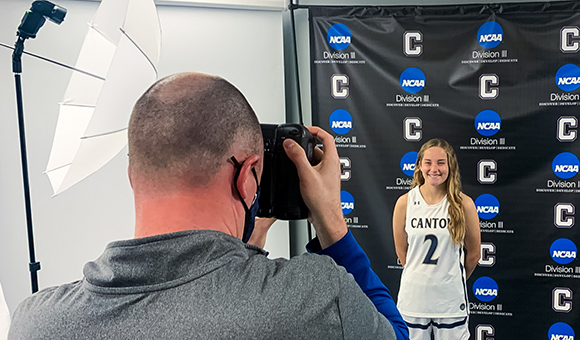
[258,123,315,220]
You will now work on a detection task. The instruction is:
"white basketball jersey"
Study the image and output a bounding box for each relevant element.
[397,186,468,318]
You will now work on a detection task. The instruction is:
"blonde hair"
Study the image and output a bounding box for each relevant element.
[411,139,465,246]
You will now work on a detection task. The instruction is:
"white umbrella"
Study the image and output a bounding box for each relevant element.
[45,0,161,195]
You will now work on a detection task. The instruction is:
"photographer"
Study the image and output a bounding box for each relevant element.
[9,72,407,340]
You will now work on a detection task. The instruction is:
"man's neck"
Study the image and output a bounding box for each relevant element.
[133,187,242,239]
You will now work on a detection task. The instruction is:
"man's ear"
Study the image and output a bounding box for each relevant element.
[235,154,260,203]
[127,166,133,189]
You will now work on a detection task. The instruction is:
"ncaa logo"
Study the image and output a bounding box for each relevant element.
[341,190,355,215]
[475,110,501,137]
[548,322,575,340]
[475,194,500,220]
[550,238,577,265]
[327,24,351,50]
[477,21,503,49]
[400,151,418,177]
[400,67,426,93]
[552,152,580,179]
[556,64,580,92]
[473,276,499,302]
[329,109,353,135]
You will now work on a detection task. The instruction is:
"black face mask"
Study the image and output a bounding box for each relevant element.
[230,156,260,243]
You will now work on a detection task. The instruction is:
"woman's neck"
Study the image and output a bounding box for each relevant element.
[419,183,446,205]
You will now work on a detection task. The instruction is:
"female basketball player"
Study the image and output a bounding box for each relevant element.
[392,138,480,340]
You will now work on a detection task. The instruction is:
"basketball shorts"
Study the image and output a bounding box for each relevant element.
[402,314,470,340]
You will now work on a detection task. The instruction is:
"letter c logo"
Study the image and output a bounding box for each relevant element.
[555,203,575,228]
[478,160,497,184]
[340,157,351,181]
[403,31,423,57]
[332,74,349,99]
[404,117,422,142]
[479,242,496,267]
[558,116,578,142]
[479,74,499,100]
[561,26,580,53]
[476,324,495,340]
[552,287,573,313]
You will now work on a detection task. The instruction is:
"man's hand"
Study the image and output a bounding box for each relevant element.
[283,126,347,249]
[247,217,277,249]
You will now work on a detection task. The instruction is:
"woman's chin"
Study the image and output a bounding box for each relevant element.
[426,178,444,187]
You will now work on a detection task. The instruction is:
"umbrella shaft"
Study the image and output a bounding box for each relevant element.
[14,73,41,294]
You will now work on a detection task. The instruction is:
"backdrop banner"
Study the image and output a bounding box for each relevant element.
[310,2,579,339]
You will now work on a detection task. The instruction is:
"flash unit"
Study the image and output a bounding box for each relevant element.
[17,0,67,39]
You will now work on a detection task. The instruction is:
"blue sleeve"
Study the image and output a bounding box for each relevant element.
[306,231,409,340]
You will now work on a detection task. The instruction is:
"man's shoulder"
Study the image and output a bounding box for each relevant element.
[241,253,351,321]
[12,281,82,317]
[251,252,348,294]
[9,281,82,339]
[267,252,343,275]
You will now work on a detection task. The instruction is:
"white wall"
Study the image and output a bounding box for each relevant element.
[0,0,287,313]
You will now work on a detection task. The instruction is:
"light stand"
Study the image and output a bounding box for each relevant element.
[12,0,66,294]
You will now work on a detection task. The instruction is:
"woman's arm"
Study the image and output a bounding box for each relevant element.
[462,194,481,279]
[392,194,409,266]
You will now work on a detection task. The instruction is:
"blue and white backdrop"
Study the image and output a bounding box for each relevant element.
[310,2,579,339]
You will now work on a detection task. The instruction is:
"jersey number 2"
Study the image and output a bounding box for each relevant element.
[422,234,439,265]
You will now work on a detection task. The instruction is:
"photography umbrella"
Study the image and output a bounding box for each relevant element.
[45,0,161,195]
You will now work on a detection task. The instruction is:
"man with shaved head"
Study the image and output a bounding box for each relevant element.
[9,72,408,340]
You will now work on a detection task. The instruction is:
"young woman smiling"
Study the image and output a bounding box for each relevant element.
[392,139,480,340]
